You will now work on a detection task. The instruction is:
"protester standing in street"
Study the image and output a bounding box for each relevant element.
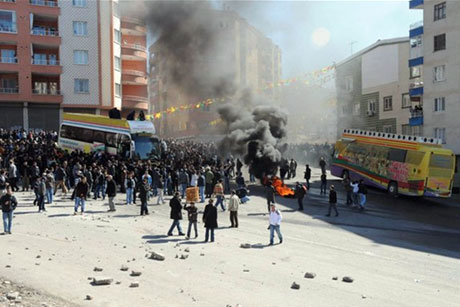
[319,157,326,175]
[358,179,367,211]
[74,176,89,215]
[8,160,19,192]
[1,186,17,235]
[125,173,135,205]
[167,192,185,236]
[294,182,306,211]
[213,179,225,211]
[197,172,205,203]
[184,201,198,239]
[320,173,327,195]
[205,167,214,198]
[156,175,165,205]
[228,190,240,228]
[304,165,311,189]
[203,198,217,242]
[37,175,46,212]
[106,175,117,212]
[326,185,339,217]
[265,182,276,212]
[343,177,353,206]
[139,178,151,216]
[351,180,359,207]
[268,204,283,245]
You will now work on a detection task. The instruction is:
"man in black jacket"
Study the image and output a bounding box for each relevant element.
[304,165,311,189]
[106,175,117,212]
[203,199,217,243]
[1,186,17,234]
[74,176,89,215]
[326,185,338,217]
[139,178,151,216]
[183,202,198,239]
[167,192,185,236]
[294,182,306,211]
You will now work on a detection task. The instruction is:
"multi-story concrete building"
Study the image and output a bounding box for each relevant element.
[409,0,460,191]
[336,38,411,137]
[150,9,281,138]
[0,0,147,130]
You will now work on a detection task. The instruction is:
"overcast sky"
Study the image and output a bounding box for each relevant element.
[219,0,422,78]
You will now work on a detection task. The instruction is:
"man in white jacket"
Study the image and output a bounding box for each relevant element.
[268,204,283,245]
[228,190,240,228]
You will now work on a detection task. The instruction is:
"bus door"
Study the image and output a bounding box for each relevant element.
[426,153,454,196]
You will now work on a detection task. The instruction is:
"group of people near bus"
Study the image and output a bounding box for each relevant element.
[0,128,365,247]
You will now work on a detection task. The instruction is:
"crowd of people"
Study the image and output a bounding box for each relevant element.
[0,128,362,246]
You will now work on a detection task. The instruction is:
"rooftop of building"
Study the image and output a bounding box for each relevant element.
[336,37,409,67]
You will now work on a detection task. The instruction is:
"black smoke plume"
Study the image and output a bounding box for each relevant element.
[142,0,236,99]
[218,103,288,179]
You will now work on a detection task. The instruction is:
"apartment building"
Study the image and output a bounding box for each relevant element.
[150,9,281,138]
[0,0,147,130]
[409,0,460,191]
[336,38,410,137]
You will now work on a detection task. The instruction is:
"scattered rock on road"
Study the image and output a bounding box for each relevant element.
[180,254,189,260]
[148,252,165,261]
[91,278,113,286]
[304,272,316,279]
[240,243,251,249]
[6,292,19,300]
[120,265,129,271]
[130,271,142,277]
[93,267,103,272]
[332,276,338,280]
[184,247,190,253]
[291,282,300,290]
[130,282,139,288]
[85,295,93,301]
[342,276,354,283]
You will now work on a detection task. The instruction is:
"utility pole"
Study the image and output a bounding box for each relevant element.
[350,41,357,55]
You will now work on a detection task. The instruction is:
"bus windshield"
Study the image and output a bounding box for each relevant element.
[132,135,160,160]
[429,154,454,169]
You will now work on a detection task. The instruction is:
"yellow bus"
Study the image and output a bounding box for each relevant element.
[331,129,455,198]
[58,113,161,160]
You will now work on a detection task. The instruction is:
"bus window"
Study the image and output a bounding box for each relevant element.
[118,134,131,158]
[94,131,105,143]
[406,151,425,166]
[388,148,407,163]
[105,132,117,147]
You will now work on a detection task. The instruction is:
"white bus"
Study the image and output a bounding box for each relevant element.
[58,113,161,160]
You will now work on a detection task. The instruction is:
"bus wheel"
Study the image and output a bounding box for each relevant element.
[388,182,398,197]
[342,170,349,179]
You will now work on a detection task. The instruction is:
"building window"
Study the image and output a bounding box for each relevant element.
[402,93,410,108]
[114,29,121,44]
[410,36,422,49]
[402,124,411,135]
[367,99,376,115]
[434,97,445,112]
[383,96,393,111]
[410,66,421,79]
[434,2,446,21]
[32,53,46,65]
[434,34,446,52]
[73,50,88,65]
[73,21,88,36]
[434,65,445,82]
[353,103,360,116]
[434,128,446,144]
[344,76,353,92]
[115,83,121,97]
[72,0,87,7]
[74,78,89,93]
[383,125,393,133]
[0,10,16,33]
[114,56,121,70]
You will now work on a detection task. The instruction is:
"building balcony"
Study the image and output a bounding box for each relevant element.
[409,111,423,126]
[122,70,147,85]
[409,0,423,9]
[120,17,146,36]
[409,86,423,97]
[0,87,18,94]
[32,88,62,103]
[31,28,59,37]
[122,95,148,110]
[31,59,62,74]
[0,0,16,3]
[409,56,423,67]
[409,21,423,38]
[30,0,58,7]
[121,47,147,61]
[122,43,146,52]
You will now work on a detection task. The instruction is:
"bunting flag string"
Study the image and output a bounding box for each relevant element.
[150,64,336,119]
